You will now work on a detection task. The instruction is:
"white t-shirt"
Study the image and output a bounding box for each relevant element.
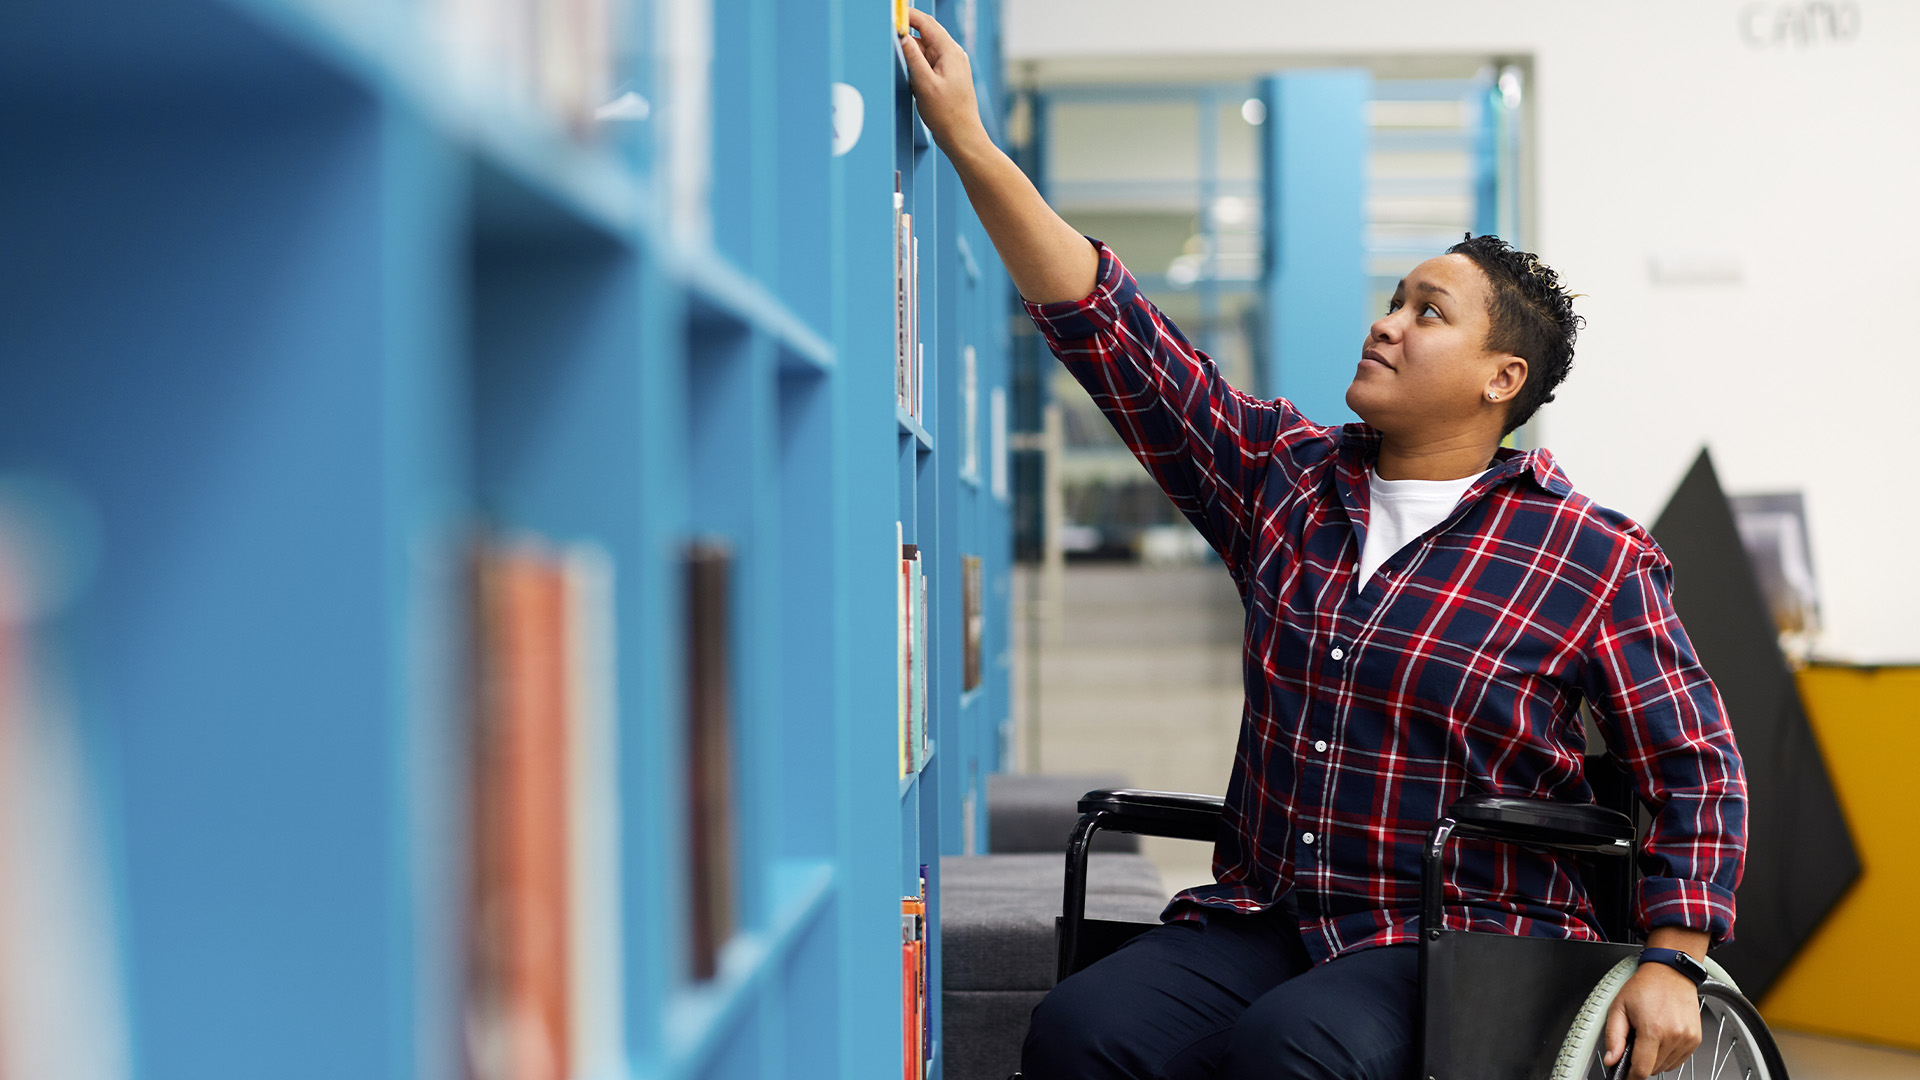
[1356,468,1482,590]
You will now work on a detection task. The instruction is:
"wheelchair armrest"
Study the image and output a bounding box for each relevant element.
[1075,788,1226,843]
[1058,790,1226,983]
[1421,795,1636,943]
[1445,795,1635,854]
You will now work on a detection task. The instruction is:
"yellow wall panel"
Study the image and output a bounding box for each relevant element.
[1759,664,1920,1049]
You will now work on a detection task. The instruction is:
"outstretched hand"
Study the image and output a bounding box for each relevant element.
[900,9,989,160]
[892,6,1097,304]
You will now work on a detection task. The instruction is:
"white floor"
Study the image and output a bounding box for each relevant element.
[1009,561,1920,1078]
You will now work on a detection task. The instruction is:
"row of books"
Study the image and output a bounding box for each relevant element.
[894,174,925,421]
[899,527,931,777]
[898,537,991,776]
[436,0,617,137]
[466,535,624,1080]
[902,868,931,1080]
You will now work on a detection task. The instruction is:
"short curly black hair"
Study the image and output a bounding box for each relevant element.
[1445,234,1583,435]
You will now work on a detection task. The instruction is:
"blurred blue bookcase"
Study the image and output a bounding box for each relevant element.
[0,0,1011,1076]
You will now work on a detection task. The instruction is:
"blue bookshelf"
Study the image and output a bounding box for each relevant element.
[0,0,1011,1077]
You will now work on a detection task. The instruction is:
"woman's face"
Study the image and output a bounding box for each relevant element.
[1344,254,1525,439]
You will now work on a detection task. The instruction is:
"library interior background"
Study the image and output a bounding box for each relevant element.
[2,0,1916,1078]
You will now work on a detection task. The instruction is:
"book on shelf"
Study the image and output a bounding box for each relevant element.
[916,563,929,766]
[962,555,983,692]
[899,540,930,775]
[894,179,908,415]
[661,0,715,242]
[897,525,909,779]
[564,544,625,1078]
[990,386,1009,502]
[893,184,926,422]
[919,864,932,1072]
[684,537,738,981]
[468,534,622,1080]
[911,232,922,419]
[900,907,920,1080]
[901,868,930,1080]
[435,0,612,137]
[469,538,570,1080]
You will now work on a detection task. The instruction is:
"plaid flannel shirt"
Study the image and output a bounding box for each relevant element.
[1026,241,1747,963]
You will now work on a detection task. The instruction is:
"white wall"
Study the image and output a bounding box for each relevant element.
[1008,0,1920,662]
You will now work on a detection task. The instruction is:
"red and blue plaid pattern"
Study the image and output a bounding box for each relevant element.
[1026,242,1747,962]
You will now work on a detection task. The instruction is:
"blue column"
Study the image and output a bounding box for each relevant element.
[1259,70,1371,426]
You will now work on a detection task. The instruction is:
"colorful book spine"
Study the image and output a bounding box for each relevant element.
[469,539,575,1080]
[900,910,919,1080]
[902,881,929,1080]
[685,538,737,982]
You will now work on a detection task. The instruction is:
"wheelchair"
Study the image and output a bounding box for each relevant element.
[1017,753,1789,1080]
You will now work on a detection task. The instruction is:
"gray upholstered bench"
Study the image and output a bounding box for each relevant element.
[984,772,1138,854]
[940,774,1170,1080]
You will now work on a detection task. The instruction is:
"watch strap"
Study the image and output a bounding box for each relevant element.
[1639,946,1710,987]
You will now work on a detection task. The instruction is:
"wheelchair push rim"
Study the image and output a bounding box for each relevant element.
[1552,956,1790,1080]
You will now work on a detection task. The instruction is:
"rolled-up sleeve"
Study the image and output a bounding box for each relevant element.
[1025,239,1329,582]
[1582,543,1748,944]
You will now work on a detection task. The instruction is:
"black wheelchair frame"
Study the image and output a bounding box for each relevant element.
[1046,754,1789,1080]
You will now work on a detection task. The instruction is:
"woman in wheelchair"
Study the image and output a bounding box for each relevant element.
[903,11,1754,1080]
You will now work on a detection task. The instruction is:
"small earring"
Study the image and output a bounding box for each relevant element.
[1487,392,1498,401]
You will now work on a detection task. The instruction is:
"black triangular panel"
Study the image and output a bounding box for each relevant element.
[1649,449,1860,997]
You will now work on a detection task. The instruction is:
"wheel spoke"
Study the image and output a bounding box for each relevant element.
[1711,1010,1735,1080]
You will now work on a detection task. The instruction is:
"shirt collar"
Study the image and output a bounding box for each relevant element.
[1335,423,1574,500]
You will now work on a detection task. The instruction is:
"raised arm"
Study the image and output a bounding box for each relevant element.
[904,10,1334,578]
[900,9,1097,304]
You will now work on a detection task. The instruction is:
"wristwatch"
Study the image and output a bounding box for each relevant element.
[1639,947,1710,987]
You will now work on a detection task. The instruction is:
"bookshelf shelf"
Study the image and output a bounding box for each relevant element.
[663,858,838,1076]
[900,740,940,802]
[467,120,642,242]
[897,405,937,452]
[680,249,836,373]
[3,0,1010,1078]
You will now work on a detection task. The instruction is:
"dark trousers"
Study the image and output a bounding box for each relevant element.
[1021,906,1418,1080]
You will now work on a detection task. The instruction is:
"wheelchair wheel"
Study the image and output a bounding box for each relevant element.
[1551,957,1790,1080]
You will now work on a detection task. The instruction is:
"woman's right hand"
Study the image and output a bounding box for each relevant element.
[900,8,991,161]
[894,6,1098,304]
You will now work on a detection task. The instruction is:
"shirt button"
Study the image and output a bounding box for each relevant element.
[1302,832,1316,845]
[1314,739,1329,753]
[1330,647,1345,660]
